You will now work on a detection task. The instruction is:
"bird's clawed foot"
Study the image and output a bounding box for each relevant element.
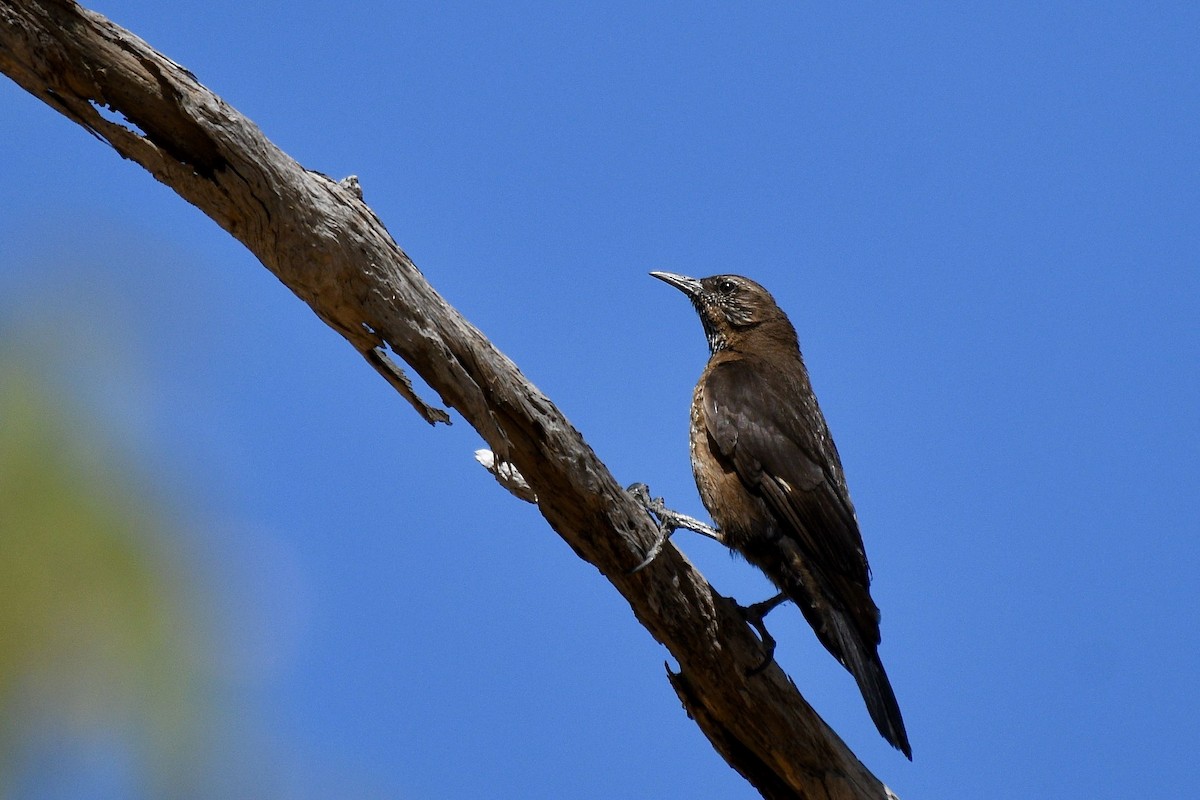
[626,483,724,573]
[626,483,678,572]
[740,593,788,676]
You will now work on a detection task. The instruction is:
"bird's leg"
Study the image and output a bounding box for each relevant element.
[740,593,788,675]
[626,483,724,572]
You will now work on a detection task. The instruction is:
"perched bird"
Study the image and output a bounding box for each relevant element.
[647,271,911,759]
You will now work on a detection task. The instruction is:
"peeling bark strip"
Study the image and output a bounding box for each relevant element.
[0,2,898,796]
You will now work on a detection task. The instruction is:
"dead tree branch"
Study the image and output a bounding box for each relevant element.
[0,2,898,796]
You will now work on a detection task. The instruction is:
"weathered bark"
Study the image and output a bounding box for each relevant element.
[0,2,899,797]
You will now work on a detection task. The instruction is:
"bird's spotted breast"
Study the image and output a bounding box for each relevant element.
[690,375,766,550]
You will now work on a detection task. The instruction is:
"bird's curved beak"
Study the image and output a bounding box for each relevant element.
[650,271,703,298]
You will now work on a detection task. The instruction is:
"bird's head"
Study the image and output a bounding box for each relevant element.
[650,272,795,354]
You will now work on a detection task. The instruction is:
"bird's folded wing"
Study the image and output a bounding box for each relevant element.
[703,358,870,584]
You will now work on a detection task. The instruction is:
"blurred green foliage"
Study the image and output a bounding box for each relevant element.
[0,348,204,797]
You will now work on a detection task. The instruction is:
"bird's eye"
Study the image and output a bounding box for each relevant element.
[717,279,737,294]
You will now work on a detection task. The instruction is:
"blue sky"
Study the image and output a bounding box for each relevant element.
[2,2,1198,797]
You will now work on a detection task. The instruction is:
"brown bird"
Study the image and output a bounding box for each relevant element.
[646,271,911,759]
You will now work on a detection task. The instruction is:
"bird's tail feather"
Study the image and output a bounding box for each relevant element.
[749,543,911,757]
[830,612,912,759]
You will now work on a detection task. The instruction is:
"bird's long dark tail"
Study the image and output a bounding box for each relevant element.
[745,542,912,757]
[829,611,912,759]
